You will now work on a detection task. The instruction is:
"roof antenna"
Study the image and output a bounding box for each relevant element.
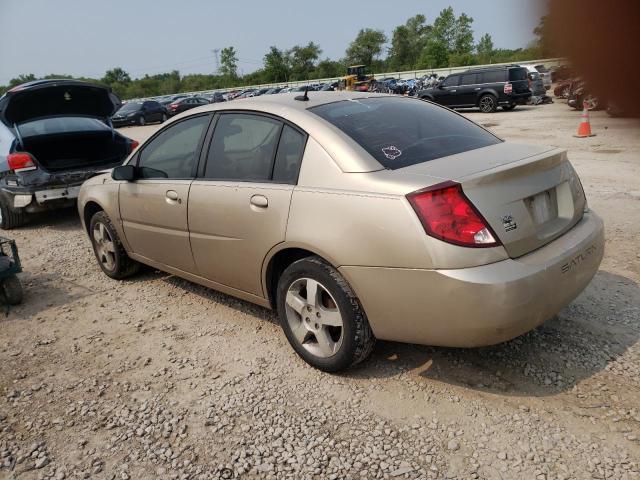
[294,86,309,102]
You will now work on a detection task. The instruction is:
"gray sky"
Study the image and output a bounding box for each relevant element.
[0,0,545,83]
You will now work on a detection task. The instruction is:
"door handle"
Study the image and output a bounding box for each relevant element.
[250,194,268,208]
[474,87,481,91]
[166,190,181,203]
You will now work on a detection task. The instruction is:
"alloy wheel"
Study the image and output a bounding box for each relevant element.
[92,222,116,271]
[284,278,344,358]
[480,96,495,113]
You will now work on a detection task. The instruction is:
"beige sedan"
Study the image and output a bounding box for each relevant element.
[78,92,604,371]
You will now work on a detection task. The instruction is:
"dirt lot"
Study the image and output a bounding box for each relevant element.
[1,99,639,480]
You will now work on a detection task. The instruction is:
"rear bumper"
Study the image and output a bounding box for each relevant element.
[339,211,604,347]
[502,92,532,105]
[112,118,138,127]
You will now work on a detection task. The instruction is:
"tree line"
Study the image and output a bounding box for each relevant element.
[0,8,553,99]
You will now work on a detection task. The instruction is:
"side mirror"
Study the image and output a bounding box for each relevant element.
[112,164,136,181]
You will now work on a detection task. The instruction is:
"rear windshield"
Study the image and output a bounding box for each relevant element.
[118,102,142,112]
[310,97,501,169]
[18,116,109,137]
[508,68,529,81]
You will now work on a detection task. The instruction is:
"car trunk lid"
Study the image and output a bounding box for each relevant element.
[0,80,121,126]
[397,143,586,258]
[508,67,531,94]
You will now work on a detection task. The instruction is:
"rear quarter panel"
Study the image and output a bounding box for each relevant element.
[284,137,507,270]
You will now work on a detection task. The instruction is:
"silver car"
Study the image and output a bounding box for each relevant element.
[78,92,604,371]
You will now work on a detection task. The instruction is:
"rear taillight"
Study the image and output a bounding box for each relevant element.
[504,83,513,94]
[169,103,178,109]
[7,153,37,172]
[130,140,139,151]
[407,181,500,248]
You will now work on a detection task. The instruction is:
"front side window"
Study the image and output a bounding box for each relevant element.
[137,115,210,179]
[204,113,282,181]
[310,97,501,170]
[442,75,459,87]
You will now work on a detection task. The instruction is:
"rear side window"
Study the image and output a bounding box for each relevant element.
[508,68,528,81]
[273,125,306,184]
[310,97,501,170]
[479,70,505,83]
[460,74,478,86]
[204,113,282,181]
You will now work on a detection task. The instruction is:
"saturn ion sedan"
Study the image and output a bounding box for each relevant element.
[78,92,604,372]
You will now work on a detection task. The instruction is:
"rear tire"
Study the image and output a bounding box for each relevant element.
[276,256,375,372]
[1,275,23,305]
[0,199,26,230]
[479,94,498,113]
[89,211,140,279]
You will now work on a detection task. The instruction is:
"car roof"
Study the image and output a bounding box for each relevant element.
[166,91,392,173]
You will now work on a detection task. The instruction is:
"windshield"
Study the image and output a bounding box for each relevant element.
[310,97,501,170]
[117,102,142,113]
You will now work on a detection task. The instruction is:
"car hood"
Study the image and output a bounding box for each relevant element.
[0,79,121,126]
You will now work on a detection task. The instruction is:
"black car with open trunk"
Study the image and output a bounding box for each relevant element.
[0,79,137,228]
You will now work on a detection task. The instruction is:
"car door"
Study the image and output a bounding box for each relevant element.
[434,75,460,106]
[119,114,211,273]
[189,112,306,296]
[147,101,161,121]
[457,73,480,106]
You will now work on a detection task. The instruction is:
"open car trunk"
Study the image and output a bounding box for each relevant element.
[21,130,130,172]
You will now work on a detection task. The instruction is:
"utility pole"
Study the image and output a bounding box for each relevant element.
[212,49,220,74]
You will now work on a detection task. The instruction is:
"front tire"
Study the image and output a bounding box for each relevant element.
[89,211,140,279]
[276,256,375,372]
[479,94,498,113]
[0,198,26,230]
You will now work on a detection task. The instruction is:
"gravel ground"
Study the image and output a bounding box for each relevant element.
[1,99,639,480]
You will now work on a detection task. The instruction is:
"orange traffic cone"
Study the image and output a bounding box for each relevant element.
[574,100,596,138]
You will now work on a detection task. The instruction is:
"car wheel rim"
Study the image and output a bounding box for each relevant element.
[585,95,598,110]
[162,114,167,121]
[92,222,116,271]
[285,278,344,358]
[480,97,494,112]
[140,116,145,125]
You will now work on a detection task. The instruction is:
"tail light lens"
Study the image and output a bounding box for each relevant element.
[130,140,139,151]
[504,83,513,94]
[169,103,178,109]
[7,153,37,172]
[407,181,501,248]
